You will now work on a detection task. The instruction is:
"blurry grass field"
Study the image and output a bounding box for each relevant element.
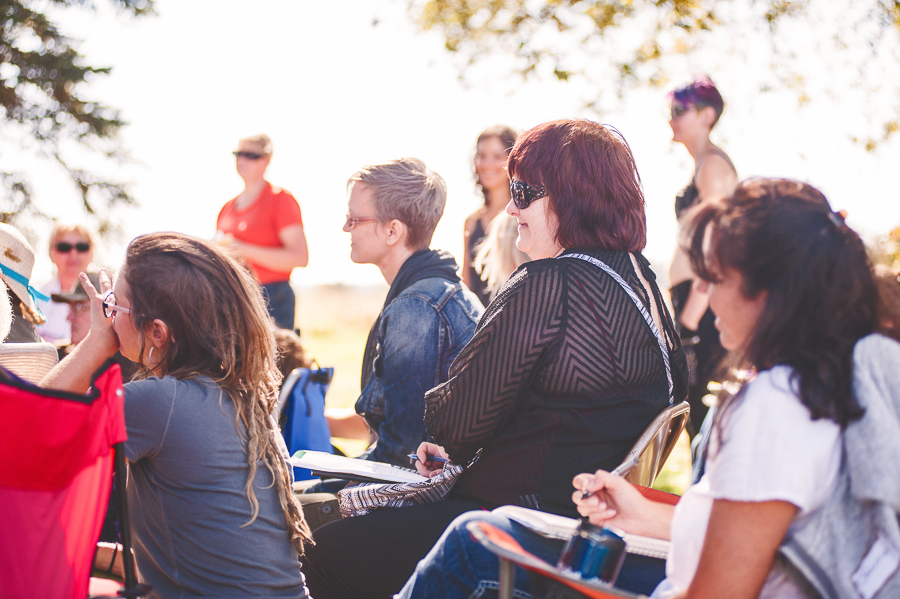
[296,284,692,496]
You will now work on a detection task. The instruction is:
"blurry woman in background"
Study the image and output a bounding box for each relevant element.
[668,76,738,435]
[472,212,530,303]
[462,125,518,306]
[37,223,96,342]
[217,134,308,330]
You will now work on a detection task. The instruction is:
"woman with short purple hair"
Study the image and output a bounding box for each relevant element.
[667,76,739,436]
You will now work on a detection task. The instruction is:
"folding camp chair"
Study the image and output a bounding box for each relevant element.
[0,360,148,598]
[470,488,679,599]
[467,521,649,599]
[611,401,689,488]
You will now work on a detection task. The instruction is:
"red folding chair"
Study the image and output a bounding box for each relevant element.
[0,360,148,598]
[467,521,649,599]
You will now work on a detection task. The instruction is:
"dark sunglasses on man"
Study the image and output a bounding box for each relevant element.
[232,151,266,160]
[55,242,91,253]
[509,180,547,210]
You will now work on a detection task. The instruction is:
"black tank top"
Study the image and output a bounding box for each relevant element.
[674,147,736,219]
[466,218,490,306]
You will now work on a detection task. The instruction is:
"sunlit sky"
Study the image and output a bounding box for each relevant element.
[19,0,900,287]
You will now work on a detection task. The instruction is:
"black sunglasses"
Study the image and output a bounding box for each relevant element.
[670,103,690,119]
[509,180,547,210]
[55,242,91,253]
[232,151,266,160]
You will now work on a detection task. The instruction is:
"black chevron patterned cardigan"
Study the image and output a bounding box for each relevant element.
[424,248,684,518]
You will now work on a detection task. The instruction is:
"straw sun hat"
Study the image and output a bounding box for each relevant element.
[0,278,58,383]
[0,340,59,383]
[0,222,49,325]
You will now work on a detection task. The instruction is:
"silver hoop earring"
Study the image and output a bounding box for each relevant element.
[148,346,155,366]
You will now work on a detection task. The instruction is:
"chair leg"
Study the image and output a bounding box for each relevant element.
[498,557,515,599]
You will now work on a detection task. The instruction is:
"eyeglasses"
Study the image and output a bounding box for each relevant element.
[102,291,132,318]
[232,151,266,160]
[509,180,547,210]
[55,242,91,253]
[670,103,691,119]
[344,214,380,230]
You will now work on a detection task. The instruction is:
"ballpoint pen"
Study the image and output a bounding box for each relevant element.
[407,453,449,464]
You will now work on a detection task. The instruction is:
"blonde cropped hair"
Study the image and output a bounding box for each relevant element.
[49,223,97,255]
[239,133,273,156]
[347,157,447,250]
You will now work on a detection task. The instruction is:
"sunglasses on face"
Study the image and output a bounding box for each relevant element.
[670,103,691,119]
[102,291,132,319]
[509,180,547,210]
[232,151,266,160]
[55,242,91,253]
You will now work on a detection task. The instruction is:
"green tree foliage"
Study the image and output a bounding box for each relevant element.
[0,0,153,233]
[872,226,900,271]
[408,0,900,147]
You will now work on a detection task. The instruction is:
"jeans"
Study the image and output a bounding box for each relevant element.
[396,511,563,599]
[261,280,296,330]
[396,511,667,599]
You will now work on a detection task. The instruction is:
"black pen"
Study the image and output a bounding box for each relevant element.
[408,453,449,464]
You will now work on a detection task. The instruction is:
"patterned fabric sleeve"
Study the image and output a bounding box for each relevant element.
[424,264,566,464]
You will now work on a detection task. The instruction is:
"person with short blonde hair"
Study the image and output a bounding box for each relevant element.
[347,157,447,251]
[217,133,308,329]
[335,157,482,468]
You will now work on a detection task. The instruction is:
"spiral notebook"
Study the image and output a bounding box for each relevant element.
[288,450,428,484]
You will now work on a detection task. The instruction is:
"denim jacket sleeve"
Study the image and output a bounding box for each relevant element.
[356,294,444,466]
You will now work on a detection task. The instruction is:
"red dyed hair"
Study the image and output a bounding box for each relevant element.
[506,119,646,252]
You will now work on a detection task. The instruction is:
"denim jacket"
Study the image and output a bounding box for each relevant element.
[356,277,483,466]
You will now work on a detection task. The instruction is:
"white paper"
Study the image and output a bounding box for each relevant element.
[289,450,427,483]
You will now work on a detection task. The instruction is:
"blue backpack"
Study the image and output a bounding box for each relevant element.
[277,365,334,481]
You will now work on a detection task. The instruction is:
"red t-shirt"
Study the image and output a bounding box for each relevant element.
[216,181,304,284]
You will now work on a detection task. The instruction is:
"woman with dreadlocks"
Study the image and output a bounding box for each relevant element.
[42,232,312,598]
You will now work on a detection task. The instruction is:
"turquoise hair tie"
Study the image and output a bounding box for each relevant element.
[0,262,51,309]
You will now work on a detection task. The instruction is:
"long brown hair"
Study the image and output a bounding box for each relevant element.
[122,232,313,553]
[474,125,518,206]
[686,178,877,427]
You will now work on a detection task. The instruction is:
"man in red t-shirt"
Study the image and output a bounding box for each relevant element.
[216,134,308,329]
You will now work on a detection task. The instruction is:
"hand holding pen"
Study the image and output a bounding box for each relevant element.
[411,442,450,478]
[571,469,673,539]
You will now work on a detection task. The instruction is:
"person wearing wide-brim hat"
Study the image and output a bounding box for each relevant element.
[0,223,50,343]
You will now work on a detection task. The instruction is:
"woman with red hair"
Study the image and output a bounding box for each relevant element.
[302,119,686,599]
